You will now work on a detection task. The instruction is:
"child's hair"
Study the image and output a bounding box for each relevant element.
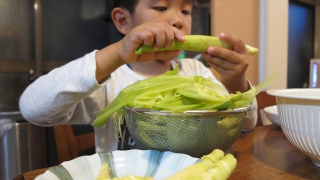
[113,0,198,15]
[113,0,138,15]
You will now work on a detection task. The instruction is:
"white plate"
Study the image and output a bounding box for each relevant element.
[35,149,199,180]
[263,105,280,126]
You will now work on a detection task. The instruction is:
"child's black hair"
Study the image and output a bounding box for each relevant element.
[113,0,138,15]
[113,0,198,15]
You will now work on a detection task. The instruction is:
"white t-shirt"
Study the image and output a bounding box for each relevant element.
[19,50,257,153]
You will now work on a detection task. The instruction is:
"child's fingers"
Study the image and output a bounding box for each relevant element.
[154,25,175,50]
[119,22,186,63]
[149,23,184,49]
[218,33,247,55]
[172,27,186,41]
[129,25,174,49]
[206,46,241,64]
[136,50,181,62]
[140,31,156,47]
[133,22,171,50]
[203,52,234,71]
[139,22,185,50]
[162,27,185,49]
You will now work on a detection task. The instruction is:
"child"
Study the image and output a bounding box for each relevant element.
[19,0,257,153]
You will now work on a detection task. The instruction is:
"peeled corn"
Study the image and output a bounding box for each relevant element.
[165,149,225,180]
[183,154,237,180]
[95,164,110,180]
[135,35,259,55]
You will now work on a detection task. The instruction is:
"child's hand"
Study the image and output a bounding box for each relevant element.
[202,33,250,93]
[95,22,185,83]
[116,22,185,63]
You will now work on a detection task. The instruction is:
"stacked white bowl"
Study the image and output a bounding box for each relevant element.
[267,88,320,167]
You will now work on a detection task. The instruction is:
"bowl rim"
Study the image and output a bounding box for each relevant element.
[122,106,252,116]
[267,88,320,100]
[263,105,280,126]
[263,105,278,113]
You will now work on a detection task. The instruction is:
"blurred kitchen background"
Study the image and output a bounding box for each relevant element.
[0,0,210,179]
[0,0,319,179]
[0,0,120,179]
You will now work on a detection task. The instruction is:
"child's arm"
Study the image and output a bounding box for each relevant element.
[201,33,251,94]
[95,22,185,83]
[19,22,185,125]
[19,51,107,126]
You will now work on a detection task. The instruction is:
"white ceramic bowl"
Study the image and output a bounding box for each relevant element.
[267,88,320,167]
[263,105,280,126]
[35,149,199,180]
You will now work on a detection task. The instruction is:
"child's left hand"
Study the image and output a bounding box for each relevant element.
[202,33,250,93]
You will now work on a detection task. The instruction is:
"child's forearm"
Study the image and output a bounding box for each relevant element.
[95,42,125,83]
[19,51,104,126]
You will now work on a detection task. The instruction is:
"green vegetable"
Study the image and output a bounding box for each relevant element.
[135,35,259,55]
[165,149,225,180]
[165,149,238,180]
[93,73,192,127]
[182,154,237,180]
[93,65,280,127]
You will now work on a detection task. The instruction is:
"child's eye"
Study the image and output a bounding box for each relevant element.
[182,10,191,15]
[153,7,167,11]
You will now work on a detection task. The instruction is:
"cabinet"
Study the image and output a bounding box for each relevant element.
[210,0,260,85]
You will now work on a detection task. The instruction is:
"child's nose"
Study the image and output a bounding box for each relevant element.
[171,15,183,29]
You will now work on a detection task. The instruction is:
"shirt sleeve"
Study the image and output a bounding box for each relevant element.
[19,50,106,126]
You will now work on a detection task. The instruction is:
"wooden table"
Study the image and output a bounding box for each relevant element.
[227,125,320,179]
[14,125,320,180]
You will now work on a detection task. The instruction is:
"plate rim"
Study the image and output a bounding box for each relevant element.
[35,149,200,180]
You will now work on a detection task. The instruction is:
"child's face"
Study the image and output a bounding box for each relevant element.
[129,0,193,35]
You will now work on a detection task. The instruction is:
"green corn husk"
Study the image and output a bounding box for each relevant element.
[93,64,280,127]
[135,35,259,55]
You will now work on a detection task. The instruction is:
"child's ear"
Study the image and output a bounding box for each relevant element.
[111,7,132,35]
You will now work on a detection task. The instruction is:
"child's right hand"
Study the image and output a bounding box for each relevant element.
[116,22,185,63]
[95,22,185,83]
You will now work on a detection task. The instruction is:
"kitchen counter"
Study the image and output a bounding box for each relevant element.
[14,125,320,180]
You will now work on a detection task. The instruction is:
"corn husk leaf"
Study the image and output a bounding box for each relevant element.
[93,65,280,127]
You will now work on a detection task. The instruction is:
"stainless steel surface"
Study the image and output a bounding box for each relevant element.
[35,0,43,78]
[0,60,66,74]
[124,106,251,116]
[0,112,46,180]
[123,107,247,158]
[0,111,23,120]
[0,0,35,111]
